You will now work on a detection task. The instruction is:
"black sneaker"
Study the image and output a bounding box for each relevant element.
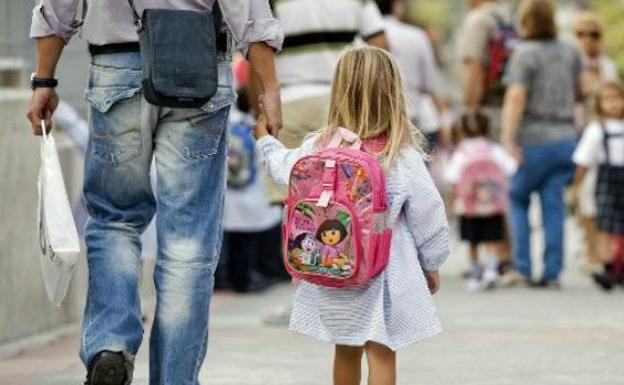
[592,272,615,292]
[85,351,133,385]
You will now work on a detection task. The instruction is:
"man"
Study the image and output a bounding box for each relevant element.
[458,0,512,119]
[375,0,442,150]
[26,1,283,384]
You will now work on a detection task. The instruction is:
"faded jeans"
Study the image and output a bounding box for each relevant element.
[509,138,577,281]
[80,51,234,385]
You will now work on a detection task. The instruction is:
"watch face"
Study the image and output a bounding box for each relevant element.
[30,72,37,81]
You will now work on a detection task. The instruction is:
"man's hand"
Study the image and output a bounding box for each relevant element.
[28,36,65,135]
[27,87,59,135]
[259,90,282,137]
[248,42,282,137]
[424,270,440,295]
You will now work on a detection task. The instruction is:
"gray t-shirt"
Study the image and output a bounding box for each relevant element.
[505,40,582,146]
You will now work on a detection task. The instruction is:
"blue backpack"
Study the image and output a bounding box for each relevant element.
[227,119,257,190]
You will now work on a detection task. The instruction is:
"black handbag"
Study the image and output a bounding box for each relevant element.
[127,0,223,109]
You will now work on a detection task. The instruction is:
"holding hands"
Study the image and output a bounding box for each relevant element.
[254,113,270,140]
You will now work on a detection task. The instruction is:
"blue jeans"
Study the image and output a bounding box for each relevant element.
[509,138,577,281]
[80,51,234,385]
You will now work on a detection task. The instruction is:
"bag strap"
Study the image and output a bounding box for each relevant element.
[126,0,223,31]
[600,120,611,165]
[327,127,362,150]
[126,0,141,27]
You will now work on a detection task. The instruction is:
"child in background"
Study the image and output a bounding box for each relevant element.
[445,112,517,291]
[216,86,284,293]
[255,47,449,385]
[573,82,624,291]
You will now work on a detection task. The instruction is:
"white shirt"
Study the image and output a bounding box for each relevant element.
[31,0,283,54]
[383,16,437,126]
[444,138,518,184]
[582,53,619,82]
[574,119,624,167]
[274,0,384,103]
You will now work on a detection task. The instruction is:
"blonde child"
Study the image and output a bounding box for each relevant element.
[573,82,624,291]
[444,112,517,291]
[255,47,449,385]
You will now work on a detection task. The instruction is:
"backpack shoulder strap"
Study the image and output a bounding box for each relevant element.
[599,120,613,165]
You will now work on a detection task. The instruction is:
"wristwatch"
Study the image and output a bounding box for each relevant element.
[30,72,58,90]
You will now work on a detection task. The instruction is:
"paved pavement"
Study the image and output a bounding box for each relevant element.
[1,221,624,385]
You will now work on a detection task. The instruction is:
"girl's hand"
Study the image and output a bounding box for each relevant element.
[424,270,440,295]
[254,114,270,140]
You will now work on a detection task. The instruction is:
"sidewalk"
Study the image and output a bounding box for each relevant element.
[1,222,624,385]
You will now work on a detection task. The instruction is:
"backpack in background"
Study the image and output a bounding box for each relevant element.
[454,141,508,217]
[283,128,392,288]
[483,15,518,106]
[227,119,257,190]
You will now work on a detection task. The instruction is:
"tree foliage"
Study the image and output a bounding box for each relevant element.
[590,0,624,78]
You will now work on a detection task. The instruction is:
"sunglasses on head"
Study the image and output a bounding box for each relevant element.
[576,30,601,40]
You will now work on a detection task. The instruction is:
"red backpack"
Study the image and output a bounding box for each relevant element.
[483,15,518,106]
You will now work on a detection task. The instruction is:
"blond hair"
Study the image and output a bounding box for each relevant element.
[574,11,603,35]
[320,46,425,169]
[596,82,624,119]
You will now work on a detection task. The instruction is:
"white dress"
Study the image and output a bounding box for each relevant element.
[257,135,450,351]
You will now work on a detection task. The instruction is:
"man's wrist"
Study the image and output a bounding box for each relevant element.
[31,72,58,90]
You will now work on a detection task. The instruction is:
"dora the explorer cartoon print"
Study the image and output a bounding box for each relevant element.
[287,204,354,277]
[316,219,349,269]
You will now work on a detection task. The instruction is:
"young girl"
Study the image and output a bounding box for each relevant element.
[255,47,449,385]
[444,112,517,291]
[573,82,624,291]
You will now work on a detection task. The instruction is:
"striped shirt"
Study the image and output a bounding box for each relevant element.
[272,0,385,102]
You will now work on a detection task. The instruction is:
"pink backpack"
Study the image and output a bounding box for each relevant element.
[283,128,392,288]
[454,141,508,217]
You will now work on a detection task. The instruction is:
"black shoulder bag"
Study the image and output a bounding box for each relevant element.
[127,0,223,109]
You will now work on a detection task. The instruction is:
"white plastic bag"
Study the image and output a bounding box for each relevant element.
[37,120,81,306]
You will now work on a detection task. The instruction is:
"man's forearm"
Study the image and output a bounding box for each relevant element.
[248,42,279,94]
[247,41,282,134]
[35,36,66,78]
[463,60,484,112]
[501,90,525,145]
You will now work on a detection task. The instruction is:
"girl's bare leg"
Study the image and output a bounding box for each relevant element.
[581,216,600,265]
[597,232,614,264]
[469,243,479,264]
[334,345,364,385]
[364,342,396,385]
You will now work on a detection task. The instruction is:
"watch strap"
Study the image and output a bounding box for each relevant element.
[31,77,58,90]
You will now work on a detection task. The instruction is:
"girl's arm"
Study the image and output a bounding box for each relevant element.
[403,150,450,272]
[573,166,589,187]
[255,115,317,186]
